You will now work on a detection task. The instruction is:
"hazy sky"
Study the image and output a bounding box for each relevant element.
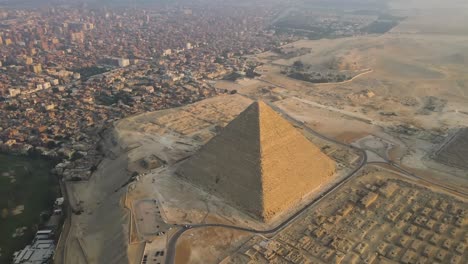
[1,0,467,11]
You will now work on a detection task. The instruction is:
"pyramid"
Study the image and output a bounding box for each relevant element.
[176,101,335,221]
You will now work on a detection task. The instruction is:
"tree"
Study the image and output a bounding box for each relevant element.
[1,208,8,219]
[293,60,304,69]
[5,104,18,111]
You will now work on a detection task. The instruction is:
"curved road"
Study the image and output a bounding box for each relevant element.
[163,100,468,264]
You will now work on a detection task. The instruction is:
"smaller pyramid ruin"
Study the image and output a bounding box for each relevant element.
[177,101,335,222]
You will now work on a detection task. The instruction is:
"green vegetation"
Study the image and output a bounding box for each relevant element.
[360,13,405,34]
[0,154,58,263]
[95,91,134,106]
[72,66,109,80]
[361,20,399,34]
[283,61,351,84]
[273,22,352,40]
[222,72,245,81]
[287,71,350,83]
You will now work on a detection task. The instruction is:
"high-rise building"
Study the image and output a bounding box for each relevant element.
[70,31,84,44]
[118,58,130,67]
[24,57,33,65]
[32,64,42,74]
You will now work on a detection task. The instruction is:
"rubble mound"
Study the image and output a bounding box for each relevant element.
[177,101,336,222]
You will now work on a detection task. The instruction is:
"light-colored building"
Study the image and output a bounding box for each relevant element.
[25,57,33,65]
[13,238,55,264]
[118,58,130,67]
[163,49,172,56]
[32,64,42,74]
[73,73,81,79]
[8,88,21,97]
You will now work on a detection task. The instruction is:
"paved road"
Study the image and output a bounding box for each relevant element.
[291,96,374,124]
[53,180,72,264]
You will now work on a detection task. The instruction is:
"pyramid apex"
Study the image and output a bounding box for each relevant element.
[177,100,336,222]
[246,100,274,118]
[252,100,269,109]
[235,100,275,123]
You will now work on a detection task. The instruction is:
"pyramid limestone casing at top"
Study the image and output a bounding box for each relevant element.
[176,101,335,221]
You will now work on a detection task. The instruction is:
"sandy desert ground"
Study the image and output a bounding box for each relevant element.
[62,1,468,263]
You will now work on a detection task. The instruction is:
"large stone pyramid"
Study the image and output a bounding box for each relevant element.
[176,101,335,221]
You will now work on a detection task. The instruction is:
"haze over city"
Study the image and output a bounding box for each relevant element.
[0,0,467,264]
